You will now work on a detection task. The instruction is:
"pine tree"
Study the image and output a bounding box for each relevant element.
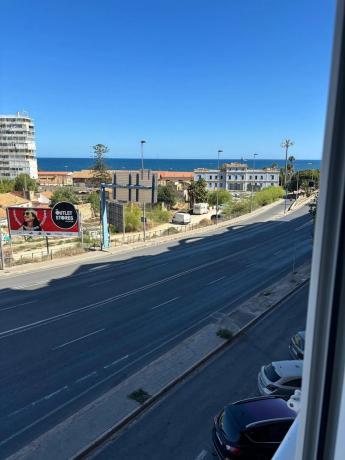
[91,144,111,186]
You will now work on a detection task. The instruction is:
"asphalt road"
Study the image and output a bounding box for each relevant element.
[0,202,312,458]
[91,283,309,460]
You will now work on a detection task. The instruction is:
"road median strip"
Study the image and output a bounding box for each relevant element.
[6,261,310,460]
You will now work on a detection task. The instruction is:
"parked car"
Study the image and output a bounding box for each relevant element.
[212,396,295,459]
[210,209,224,221]
[289,330,305,359]
[193,202,208,214]
[258,360,303,398]
[172,212,191,225]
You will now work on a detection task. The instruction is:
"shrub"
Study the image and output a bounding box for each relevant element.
[199,218,212,227]
[125,203,141,232]
[217,329,233,340]
[231,198,251,215]
[146,206,171,223]
[127,388,151,404]
[208,190,232,207]
[254,186,284,207]
[162,227,179,236]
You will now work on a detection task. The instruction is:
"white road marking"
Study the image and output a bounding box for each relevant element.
[0,226,305,339]
[0,248,250,338]
[151,296,180,310]
[52,329,105,350]
[88,265,109,271]
[295,221,311,231]
[43,386,68,400]
[103,355,129,369]
[0,287,264,448]
[0,300,35,312]
[75,372,97,384]
[186,237,203,244]
[90,279,113,287]
[195,449,208,460]
[8,386,68,418]
[207,276,226,285]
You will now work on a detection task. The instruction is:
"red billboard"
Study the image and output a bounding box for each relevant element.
[7,202,80,237]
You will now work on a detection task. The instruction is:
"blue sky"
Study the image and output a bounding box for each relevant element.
[0,0,336,159]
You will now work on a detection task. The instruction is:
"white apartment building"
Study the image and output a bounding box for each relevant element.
[194,162,280,193]
[0,113,38,179]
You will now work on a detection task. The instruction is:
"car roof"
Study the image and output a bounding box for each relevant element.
[272,360,303,378]
[226,397,296,430]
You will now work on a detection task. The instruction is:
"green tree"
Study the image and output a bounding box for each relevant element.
[50,187,79,207]
[91,144,111,186]
[157,184,178,209]
[14,174,37,192]
[194,178,208,203]
[88,191,100,216]
[288,169,320,193]
[188,180,196,208]
[0,178,15,193]
[207,189,232,207]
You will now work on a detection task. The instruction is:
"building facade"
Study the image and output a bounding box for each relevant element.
[0,113,38,179]
[37,171,73,187]
[194,162,279,193]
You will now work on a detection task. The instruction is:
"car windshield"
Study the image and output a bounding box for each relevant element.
[264,364,281,382]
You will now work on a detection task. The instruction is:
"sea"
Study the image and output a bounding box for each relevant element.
[37,157,321,173]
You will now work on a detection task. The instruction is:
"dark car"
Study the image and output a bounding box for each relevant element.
[289,331,305,359]
[212,396,295,459]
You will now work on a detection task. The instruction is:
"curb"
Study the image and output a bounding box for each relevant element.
[74,277,310,459]
[0,199,284,278]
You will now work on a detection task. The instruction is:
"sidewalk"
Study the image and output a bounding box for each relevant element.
[7,262,310,460]
[0,197,305,277]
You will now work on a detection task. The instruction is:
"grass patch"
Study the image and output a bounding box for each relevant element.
[216,328,233,340]
[127,388,151,404]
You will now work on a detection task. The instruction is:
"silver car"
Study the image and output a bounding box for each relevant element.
[258,360,303,397]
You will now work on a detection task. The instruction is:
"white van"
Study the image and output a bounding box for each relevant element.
[172,212,191,225]
[193,203,209,215]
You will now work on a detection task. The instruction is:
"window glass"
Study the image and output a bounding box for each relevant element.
[264,364,280,382]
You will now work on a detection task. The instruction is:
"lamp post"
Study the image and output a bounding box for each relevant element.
[281,139,294,213]
[140,139,147,241]
[250,153,258,212]
[140,139,146,175]
[307,162,314,184]
[216,149,223,224]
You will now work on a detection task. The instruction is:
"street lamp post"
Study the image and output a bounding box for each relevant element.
[250,153,258,212]
[281,139,294,213]
[140,140,147,241]
[216,149,223,224]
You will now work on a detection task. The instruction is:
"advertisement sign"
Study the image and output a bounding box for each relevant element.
[7,202,80,237]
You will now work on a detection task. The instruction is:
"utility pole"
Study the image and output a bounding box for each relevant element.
[281,139,294,213]
[140,140,147,241]
[250,153,258,212]
[216,149,223,224]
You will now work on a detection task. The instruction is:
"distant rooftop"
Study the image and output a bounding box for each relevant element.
[0,112,32,120]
